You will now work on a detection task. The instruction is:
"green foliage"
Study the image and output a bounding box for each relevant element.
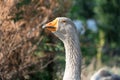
[37,36,64,52]
[68,0,95,19]
[80,30,99,63]
[30,71,51,80]
[16,0,31,8]
[94,0,120,45]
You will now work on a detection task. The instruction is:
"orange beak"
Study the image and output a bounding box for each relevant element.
[43,19,58,32]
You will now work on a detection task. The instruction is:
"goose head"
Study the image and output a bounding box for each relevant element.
[43,17,77,41]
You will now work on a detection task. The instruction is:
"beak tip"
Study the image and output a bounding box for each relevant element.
[42,25,46,29]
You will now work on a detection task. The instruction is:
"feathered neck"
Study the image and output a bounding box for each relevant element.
[63,33,82,80]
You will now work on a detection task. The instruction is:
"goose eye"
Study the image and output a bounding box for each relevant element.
[62,20,66,23]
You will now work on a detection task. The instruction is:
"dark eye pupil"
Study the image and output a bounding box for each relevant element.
[62,20,66,23]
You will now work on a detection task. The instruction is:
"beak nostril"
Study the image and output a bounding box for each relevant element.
[49,23,52,25]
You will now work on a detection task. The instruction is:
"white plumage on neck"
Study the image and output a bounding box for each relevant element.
[63,33,81,80]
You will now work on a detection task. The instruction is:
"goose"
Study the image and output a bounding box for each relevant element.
[91,68,120,80]
[43,17,82,80]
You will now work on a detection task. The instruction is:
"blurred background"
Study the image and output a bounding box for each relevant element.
[0,0,120,80]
